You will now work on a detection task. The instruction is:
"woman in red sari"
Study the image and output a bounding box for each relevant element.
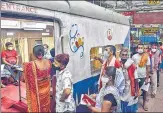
[23,45,51,112]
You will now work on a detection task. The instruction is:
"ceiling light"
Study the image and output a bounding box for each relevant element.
[24,28,43,31]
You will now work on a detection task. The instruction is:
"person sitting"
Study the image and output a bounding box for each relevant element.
[76,66,121,112]
[1,42,23,85]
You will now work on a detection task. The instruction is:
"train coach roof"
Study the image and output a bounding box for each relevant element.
[10,1,129,25]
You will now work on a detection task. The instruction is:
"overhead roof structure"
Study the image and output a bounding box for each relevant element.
[87,0,163,13]
[3,0,129,25]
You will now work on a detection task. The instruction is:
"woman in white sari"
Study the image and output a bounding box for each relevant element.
[76,66,121,112]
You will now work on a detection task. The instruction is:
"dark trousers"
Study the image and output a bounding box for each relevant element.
[4,65,22,82]
[157,63,160,85]
[76,105,91,112]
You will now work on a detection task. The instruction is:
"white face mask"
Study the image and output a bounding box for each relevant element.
[44,49,48,53]
[138,49,144,54]
[101,76,109,86]
[103,51,109,60]
[152,49,157,53]
[8,47,13,50]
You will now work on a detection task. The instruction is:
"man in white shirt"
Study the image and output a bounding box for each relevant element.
[53,53,75,112]
[132,44,150,111]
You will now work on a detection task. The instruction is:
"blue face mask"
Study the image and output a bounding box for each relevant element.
[103,51,109,60]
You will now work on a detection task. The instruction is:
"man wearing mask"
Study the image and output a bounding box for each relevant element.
[132,44,150,111]
[94,45,124,95]
[149,44,160,97]
[1,42,23,84]
[43,44,52,59]
[120,47,139,112]
[53,53,75,112]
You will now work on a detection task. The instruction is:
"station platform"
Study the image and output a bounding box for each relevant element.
[138,73,163,112]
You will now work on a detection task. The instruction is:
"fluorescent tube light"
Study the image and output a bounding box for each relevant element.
[24,28,43,31]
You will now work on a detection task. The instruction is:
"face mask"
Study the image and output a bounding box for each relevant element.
[37,55,43,60]
[54,65,61,71]
[138,49,144,54]
[44,49,48,53]
[103,51,109,59]
[101,76,109,86]
[152,49,157,53]
[8,47,13,50]
[121,59,127,64]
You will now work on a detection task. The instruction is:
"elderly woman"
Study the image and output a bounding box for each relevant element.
[76,66,121,112]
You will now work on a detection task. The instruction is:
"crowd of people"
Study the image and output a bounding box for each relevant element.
[1,41,163,112]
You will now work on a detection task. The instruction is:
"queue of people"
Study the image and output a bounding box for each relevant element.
[1,42,162,112]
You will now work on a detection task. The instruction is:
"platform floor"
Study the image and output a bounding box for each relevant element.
[138,72,163,112]
[1,82,26,112]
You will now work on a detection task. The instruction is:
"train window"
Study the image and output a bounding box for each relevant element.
[90,44,122,75]
[90,47,103,75]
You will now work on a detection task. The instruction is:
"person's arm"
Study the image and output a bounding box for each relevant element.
[101,101,112,112]
[60,88,71,102]
[15,51,19,65]
[2,58,13,66]
[94,56,104,64]
[1,51,13,66]
[160,54,162,64]
[60,77,72,102]
[16,56,19,65]
[88,94,116,112]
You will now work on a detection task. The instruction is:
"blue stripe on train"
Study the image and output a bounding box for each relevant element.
[73,74,100,102]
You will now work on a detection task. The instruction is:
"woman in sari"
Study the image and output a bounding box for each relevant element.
[23,45,51,112]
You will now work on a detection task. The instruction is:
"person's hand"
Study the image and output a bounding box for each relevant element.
[150,71,153,74]
[154,66,157,70]
[90,94,96,99]
[134,96,138,100]
[60,97,65,102]
[145,77,149,85]
[85,100,92,108]
[10,64,15,68]
[110,106,117,112]
[94,56,100,60]
[134,90,139,99]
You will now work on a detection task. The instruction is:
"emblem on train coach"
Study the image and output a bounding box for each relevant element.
[69,24,84,59]
[107,29,112,40]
